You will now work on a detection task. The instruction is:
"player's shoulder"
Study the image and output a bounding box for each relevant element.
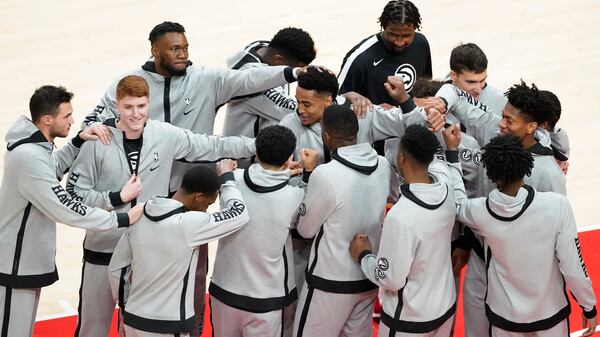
[412,32,430,45]
[279,113,301,129]
[343,34,381,61]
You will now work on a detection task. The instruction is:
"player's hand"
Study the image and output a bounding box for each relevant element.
[384,76,409,104]
[557,160,569,175]
[216,159,237,175]
[120,174,142,203]
[426,106,445,132]
[80,124,111,145]
[581,313,597,337]
[443,124,462,150]
[127,203,145,225]
[300,148,319,172]
[379,103,395,110]
[349,233,372,263]
[423,97,446,114]
[342,91,373,119]
[287,160,304,176]
[451,247,470,276]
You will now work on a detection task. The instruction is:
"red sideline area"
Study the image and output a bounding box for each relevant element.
[34,229,600,337]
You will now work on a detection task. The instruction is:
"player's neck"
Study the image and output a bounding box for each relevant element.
[259,162,286,172]
[498,180,524,197]
[34,122,56,143]
[521,135,537,150]
[172,191,195,210]
[403,169,432,184]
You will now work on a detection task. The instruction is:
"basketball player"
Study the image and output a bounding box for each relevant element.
[210,126,304,337]
[293,105,398,337]
[109,161,249,337]
[68,76,257,337]
[450,133,597,337]
[349,124,460,337]
[222,27,316,140]
[0,85,143,337]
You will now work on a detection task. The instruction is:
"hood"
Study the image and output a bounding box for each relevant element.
[243,164,291,193]
[227,40,268,69]
[143,197,186,221]
[5,115,52,151]
[332,143,379,175]
[400,169,449,209]
[527,130,554,157]
[486,185,534,221]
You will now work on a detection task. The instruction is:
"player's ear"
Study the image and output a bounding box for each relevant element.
[449,71,458,84]
[150,44,159,60]
[526,121,538,135]
[272,54,285,66]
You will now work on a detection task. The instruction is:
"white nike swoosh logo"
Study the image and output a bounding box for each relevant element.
[373,59,384,66]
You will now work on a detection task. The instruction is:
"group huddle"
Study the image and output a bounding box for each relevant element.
[0,1,596,337]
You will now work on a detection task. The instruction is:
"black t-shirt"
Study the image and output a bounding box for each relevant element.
[338,32,432,106]
[123,136,142,174]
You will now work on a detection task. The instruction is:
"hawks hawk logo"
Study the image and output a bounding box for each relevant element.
[298,203,306,216]
[474,153,482,165]
[394,64,417,93]
[375,257,389,280]
[460,149,473,162]
[185,97,191,105]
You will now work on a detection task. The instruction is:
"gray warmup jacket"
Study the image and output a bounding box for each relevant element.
[280,97,426,165]
[297,143,399,293]
[454,177,597,332]
[222,41,296,138]
[0,116,128,289]
[82,60,297,191]
[67,119,255,264]
[360,160,461,333]
[108,173,249,334]
[210,164,304,312]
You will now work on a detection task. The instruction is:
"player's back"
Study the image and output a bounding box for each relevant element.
[210,165,304,310]
[305,143,393,285]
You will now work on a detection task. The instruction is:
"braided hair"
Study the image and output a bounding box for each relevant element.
[378,0,422,30]
[482,135,533,184]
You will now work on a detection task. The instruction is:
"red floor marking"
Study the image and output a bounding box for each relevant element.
[33,229,600,337]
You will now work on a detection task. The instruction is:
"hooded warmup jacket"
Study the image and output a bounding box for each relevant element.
[0,116,128,289]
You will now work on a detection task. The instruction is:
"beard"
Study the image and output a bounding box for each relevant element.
[159,58,187,77]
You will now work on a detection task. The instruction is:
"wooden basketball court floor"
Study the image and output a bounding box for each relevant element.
[1,0,599,335]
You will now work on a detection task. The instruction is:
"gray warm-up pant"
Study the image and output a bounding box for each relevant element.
[0,286,40,337]
[293,283,377,337]
[75,245,208,337]
[210,296,294,337]
[463,253,488,337]
[75,261,115,337]
[292,238,311,292]
[377,314,454,337]
[123,324,191,337]
[490,319,569,337]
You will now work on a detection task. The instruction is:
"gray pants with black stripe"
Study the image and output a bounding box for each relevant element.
[210,296,290,337]
[377,314,453,337]
[123,325,191,337]
[490,319,568,337]
[75,261,116,337]
[293,284,377,337]
[0,286,40,337]
[463,253,488,337]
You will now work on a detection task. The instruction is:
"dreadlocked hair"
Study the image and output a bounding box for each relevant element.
[505,80,549,125]
[378,0,422,30]
[149,21,185,45]
[482,135,533,184]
